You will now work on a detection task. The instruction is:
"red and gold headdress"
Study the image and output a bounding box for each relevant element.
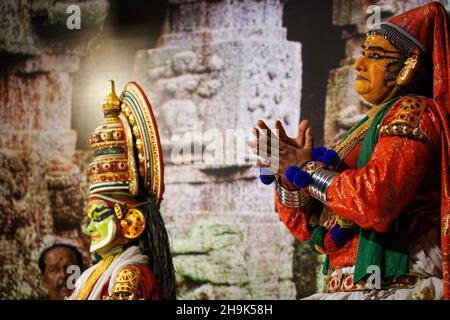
[87,80,164,207]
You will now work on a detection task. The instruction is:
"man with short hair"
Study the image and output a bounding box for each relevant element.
[39,244,84,300]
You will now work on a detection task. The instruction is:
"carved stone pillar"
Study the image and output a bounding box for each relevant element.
[135,0,301,299]
[325,0,450,147]
[0,0,108,298]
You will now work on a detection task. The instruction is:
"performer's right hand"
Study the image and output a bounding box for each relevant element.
[248,119,314,180]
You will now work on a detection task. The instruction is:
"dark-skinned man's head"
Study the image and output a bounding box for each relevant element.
[38,244,83,300]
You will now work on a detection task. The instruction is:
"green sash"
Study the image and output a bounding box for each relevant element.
[353,96,409,283]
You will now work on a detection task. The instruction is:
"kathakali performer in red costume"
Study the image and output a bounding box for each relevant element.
[67,81,176,300]
[250,2,450,299]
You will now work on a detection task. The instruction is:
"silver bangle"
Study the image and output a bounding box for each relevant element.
[308,169,338,205]
[276,180,310,208]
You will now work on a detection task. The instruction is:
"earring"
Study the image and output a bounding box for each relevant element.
[114,203,124,220]
[396,55,418,86]
[119,208,146,239]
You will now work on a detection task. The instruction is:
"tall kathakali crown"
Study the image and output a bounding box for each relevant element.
[87,80,164,205]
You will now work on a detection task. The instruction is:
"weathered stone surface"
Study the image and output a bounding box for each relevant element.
[0,0,108,298]
[324,64,369,146]
[292,240,328,299]
[135,0,301,299]
[162,0,284,37]
[34,0,109,29]
[163,171,273,214]
[332,0,449,34]
[1,72,74,132]
[136,41,301,148]
[0,143,92,299]
[0,0,109,56]
[168,212,296,299]
[0,0,39,55]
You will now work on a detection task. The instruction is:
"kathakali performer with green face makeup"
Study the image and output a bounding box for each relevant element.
[67,80,176,300]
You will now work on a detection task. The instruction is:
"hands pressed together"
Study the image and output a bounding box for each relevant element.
[248,119,315,183]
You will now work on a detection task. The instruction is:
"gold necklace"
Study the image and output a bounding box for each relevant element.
[76,253,118,300]
[334,103,385,159]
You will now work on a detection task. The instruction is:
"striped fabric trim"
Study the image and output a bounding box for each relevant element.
[90,183,129,192]
[120,82,164,204]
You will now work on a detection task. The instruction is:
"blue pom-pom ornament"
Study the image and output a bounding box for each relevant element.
[293,170,312,189]
[330,224,354,247]
[285,166,301,184]
[311,146,327,161]
[322,149,340,166]
[259,168,276,185]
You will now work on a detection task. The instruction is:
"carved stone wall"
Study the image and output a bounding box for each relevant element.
[135,0,301,299]
[0,0,108,299]
[325,0,450,147]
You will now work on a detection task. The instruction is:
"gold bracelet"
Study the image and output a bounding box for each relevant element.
[300,160,326,175]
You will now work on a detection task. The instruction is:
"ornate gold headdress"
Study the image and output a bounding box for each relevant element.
[87,80,164,206]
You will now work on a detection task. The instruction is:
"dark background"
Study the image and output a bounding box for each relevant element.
[285,0,345,145]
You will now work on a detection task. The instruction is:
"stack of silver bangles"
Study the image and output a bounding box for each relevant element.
[276,179,309,208]
[307,169,338,205]
[276,168,338,207]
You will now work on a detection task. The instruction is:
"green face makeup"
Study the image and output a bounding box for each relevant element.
[87,202,117,253]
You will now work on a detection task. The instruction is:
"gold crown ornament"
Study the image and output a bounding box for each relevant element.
[87,80,164,206]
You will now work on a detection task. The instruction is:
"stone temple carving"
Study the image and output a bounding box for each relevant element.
[134,0,302,299]
[0,0,108,299]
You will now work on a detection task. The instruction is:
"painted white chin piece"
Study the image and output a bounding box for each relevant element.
[89,220,117,253]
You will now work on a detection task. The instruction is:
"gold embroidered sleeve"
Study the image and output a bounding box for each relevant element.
[108,265,143,300]
[379,96,431,144]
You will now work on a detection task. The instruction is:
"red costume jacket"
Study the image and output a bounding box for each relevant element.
[275,95,441,271]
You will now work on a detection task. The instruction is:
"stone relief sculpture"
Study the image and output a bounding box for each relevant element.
[135,0,301,299]
[0,0,108,299]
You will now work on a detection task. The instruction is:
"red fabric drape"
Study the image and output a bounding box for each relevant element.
[387,2,450,299]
